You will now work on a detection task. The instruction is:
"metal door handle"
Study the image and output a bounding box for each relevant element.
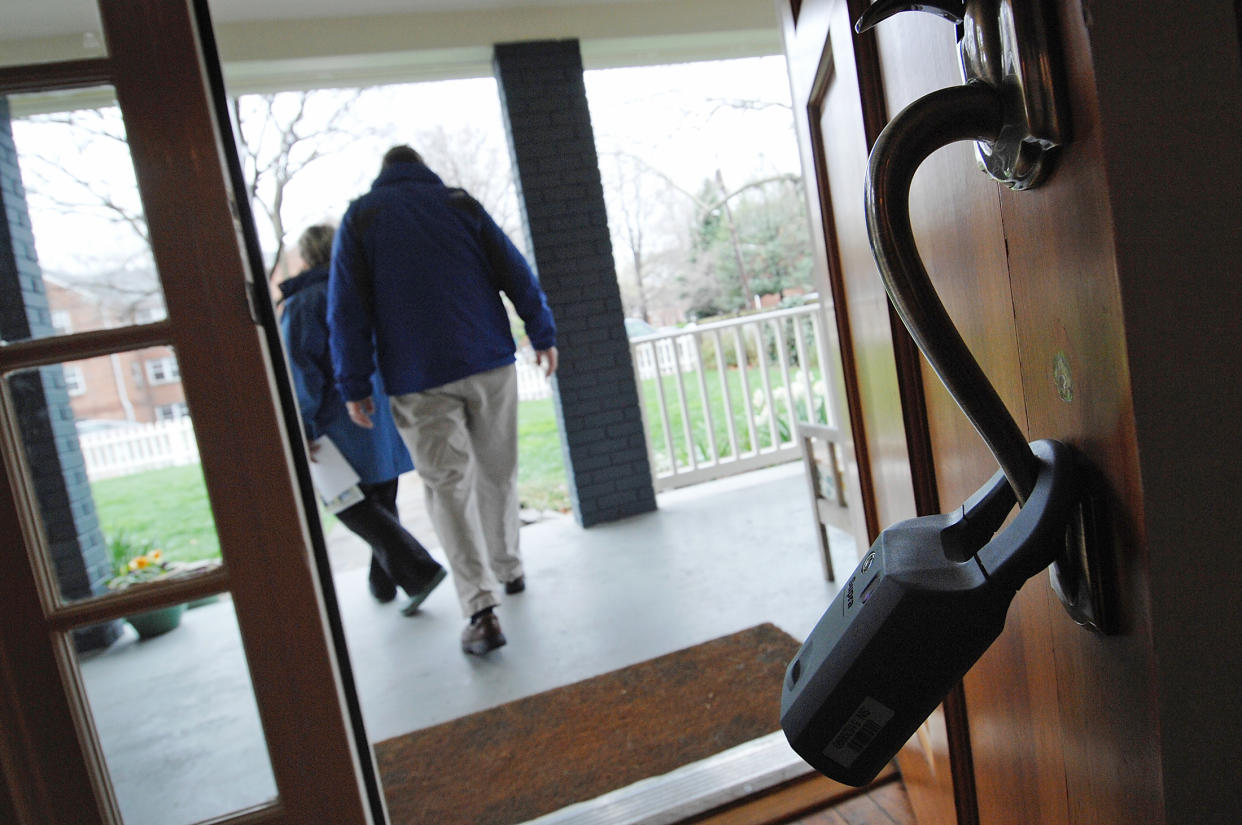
[854,1,1113,632]
[864,82,1042,499]
[856,0,1069,501]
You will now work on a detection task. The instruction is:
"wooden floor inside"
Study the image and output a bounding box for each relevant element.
[784,778,915,825]
[682,767,915,825]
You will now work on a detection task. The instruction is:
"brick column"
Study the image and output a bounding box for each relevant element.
[0,97,119,650]
[493,40,656,527]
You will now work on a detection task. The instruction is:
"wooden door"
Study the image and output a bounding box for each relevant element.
[783,1,1242,824]
[0,1,378,822]
[779,3,965,824]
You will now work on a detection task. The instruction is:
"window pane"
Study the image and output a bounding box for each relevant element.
[5,87,165,342]
[76,597,279,824]
[4,351,220,608]
[0,3,106,69]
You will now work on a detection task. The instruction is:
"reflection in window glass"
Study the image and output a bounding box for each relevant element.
[4,352,219,609]
[77,597,278,824]
[7,88,164,342]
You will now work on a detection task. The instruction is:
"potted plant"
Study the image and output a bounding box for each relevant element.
[107,533,187,640]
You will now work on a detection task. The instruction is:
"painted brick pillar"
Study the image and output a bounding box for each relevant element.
[0,97,119,650]
[493,40,656,527]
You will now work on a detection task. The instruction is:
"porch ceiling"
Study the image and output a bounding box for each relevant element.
[5,0,782,94]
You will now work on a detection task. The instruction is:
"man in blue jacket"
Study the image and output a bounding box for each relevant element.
[328,145,558,655]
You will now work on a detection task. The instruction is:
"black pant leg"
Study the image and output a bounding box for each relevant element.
[337,481,442,594]
[369,477,400,516]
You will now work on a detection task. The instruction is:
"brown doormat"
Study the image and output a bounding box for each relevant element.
[374,623,801,825]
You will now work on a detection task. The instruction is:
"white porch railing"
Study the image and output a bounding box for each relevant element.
[78,418,200,481]
[629,304,840,492]
[515,349,553,401]
[79,315,835,492]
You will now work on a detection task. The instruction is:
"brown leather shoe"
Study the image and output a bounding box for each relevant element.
[504,575,525,595]
[461,612,506,655]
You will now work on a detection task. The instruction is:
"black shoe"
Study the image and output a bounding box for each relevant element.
[461,611,506,655]
[504,575,526,595]
[368,564,397,604]
[400,567,447,616]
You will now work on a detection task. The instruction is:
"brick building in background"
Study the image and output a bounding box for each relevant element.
[44,276,187,426]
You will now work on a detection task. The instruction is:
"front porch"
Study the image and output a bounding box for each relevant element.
[80,461,858,824]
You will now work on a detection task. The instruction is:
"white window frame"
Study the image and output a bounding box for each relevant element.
[154,401,188,422]
[51,310,74,335]
[144,355,180,385]
[61,364,86,397]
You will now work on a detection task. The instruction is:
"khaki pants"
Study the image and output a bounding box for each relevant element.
[388,364,522,617]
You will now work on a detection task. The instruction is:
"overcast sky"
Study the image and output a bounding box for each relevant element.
[12,55,800,278]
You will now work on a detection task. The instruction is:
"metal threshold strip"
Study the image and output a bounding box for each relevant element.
[520,732,813,825]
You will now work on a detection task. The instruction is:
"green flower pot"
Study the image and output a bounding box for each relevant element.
[127,603,186,639]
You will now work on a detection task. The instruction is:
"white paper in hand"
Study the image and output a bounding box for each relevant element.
[307,436,362,512]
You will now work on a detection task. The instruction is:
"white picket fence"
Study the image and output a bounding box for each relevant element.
[79,360,553,481]
[632,335,697,379]
[78,419,200,481]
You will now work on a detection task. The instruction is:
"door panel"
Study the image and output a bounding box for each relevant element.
[979,3,1163,822]
[861,5,1166,824]
[780,3,963,824]
[781,0,1242,823]
[0,1,374,822]
[782,0,883,555]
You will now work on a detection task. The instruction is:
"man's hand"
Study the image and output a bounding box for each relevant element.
[347,397,376,429]
[307,439,321,463]
[536,346,559,378]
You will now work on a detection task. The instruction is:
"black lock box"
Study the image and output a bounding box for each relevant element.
[780,439,1079,785]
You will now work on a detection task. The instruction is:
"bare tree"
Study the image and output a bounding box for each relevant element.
[704,96,793,116]
[231,89,375,275]
[412,123,521,238]
[601,151,660,322]
[599,147,801,313]
[18,107,148,247]
[15,106,164,321]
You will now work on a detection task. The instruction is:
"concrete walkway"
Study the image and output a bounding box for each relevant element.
[79,462,857,825]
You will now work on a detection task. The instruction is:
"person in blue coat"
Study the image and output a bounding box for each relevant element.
[328,145,558,655]
[278,223,446,615]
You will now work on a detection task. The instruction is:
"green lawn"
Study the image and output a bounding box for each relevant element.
[91,464,221,568]
[90,398,569,567]
[516,397,571,512]
[87,365,815,567]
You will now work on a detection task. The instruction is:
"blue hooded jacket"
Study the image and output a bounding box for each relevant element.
[327,162,556,401]
[279,265,413,484]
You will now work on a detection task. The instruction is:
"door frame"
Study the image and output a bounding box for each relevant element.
[0,1,378,822]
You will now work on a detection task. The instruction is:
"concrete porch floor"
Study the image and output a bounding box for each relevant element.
[78,461,859,824]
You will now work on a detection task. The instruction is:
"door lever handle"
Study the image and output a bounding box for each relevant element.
[853,0,1113,628]
[857,0,1070,191]
[857,0,1069,500]
[864,82,1042,500]
[854,0,966,30]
